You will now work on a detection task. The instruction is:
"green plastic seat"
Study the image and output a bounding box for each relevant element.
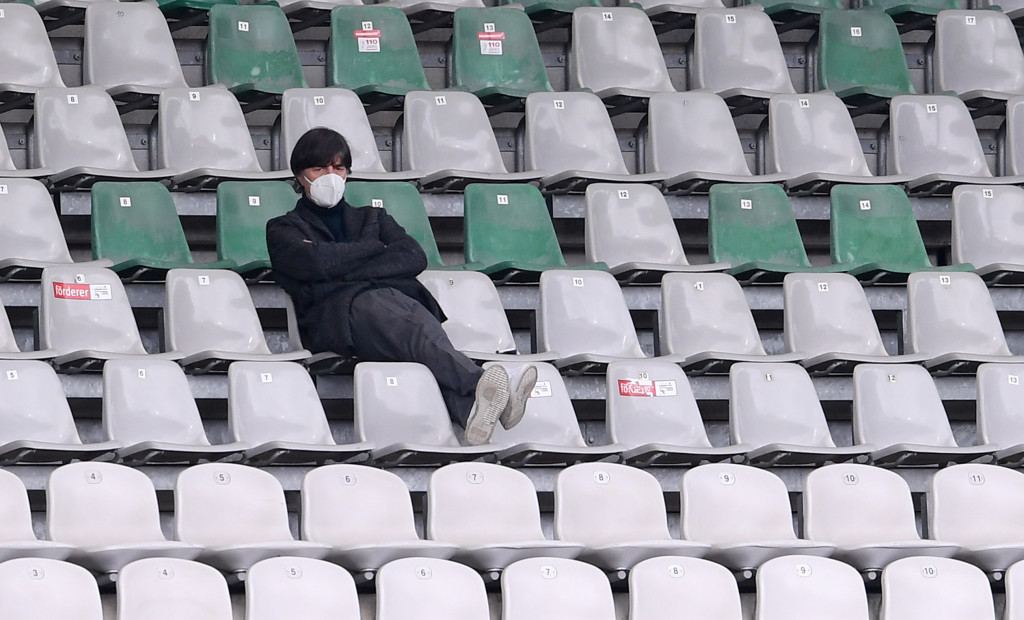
[91,182,236,282]
[451,7,552,106]
[206,4,307,104]
[829,184,973,284]
[344,181,452,270]
[463,183,607,283]
[709,183,847,283]
[216,181,299,283]
[816,8,915,107]
[328,6,429,110]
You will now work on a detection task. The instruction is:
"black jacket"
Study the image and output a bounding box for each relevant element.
[266,195,444,355]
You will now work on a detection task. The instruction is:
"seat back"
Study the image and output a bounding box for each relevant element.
[34,87,140,172]
[766,92,872,177]
[692,8,795,95]
[0,558,102,620]
[756,556,870,620]
[452,7,552,96]
[501,557,616,620]
[118,558,233,620]
[417,270,517,354]
[488,362,589,449]
[629,556,743,620]
[854,364,959,448]
[935,10,1024,97]
[158,86,265,173]
[376,558,490,620]
[569,7,673,94]
[951,185,1024,266]
[83,2,187,90]
[928,464,1024,547]
[976,363,1024,447]
[102,359,212,446]
[709,183,812,267]
[0,361,82,446]
[584,183,688,268]
[328,6,429,93]
[280,88,388,174]
[605,360,713,449]
[880,557,995,620]
[816,8,915,97]
[345,181,445,268]
[659,272,768,357]
[887,95,992,177]
[463,183,567,268]
[0,4,64,90]
[91,181,193,266]
[906,271,1011,356]
[206,4,306,94]
[829,184,932,268]
[216,181,298,267]
[729,362,838,448]
[525,91,630,176]
[645,91,753,177]
[537,270,645,359]
[0,469,45,542]
[783,272,888,357]
[0,178,74,264]
[228,361,335,446]
[402,90,510,175]
[246,557,360,620]
[680,464,798,544]
[353,362,461,447]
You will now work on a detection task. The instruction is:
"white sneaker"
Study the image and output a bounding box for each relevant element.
[464,365,510,445]
[500,364,538,430]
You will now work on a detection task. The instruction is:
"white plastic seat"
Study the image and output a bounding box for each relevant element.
[228,361,371,465]
[1003,560,1024,620]
[629,556,743,620]
[756,555,870,620]
[951,185,1024,285]
[554,462,709,572]
[680,464,834,573]
[245,556,361,620]
[302,464,456,573]
[0,178,89,283]
[0,558,103,620]
[174,463,330,574]
[427,463,582,571]
[47,462,201,575]
[116,558,232,620]
[606,360,746,466]
[976,363,1024,466]
[375,557,491,620]
[803,463,959,574]
[501,557,616,620]
[0,469,71,562]
[933,10,1024,112]
[880,556,996,620]
[928,463,1024,573]
[0,3,65,112]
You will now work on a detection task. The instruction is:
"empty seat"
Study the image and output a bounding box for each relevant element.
[215,181,298,283]
[629,556,743,620]
[0,178,84,283]
[102,359,247,464]
[933,10,1024,114]
[0,469,71,562]
[427,463,582,571]
[163,268,310,373]
[976,363,1024,466]
[1004,559,1024,620]
[345,182,449,269]
[0,558,103,620]
[928,463,1024,573]
[680,464,835,573]
[730,362,870,465]
[584,183,728,284]
[951,185,1024,284]
[245,556,361,620]
[1000,96,1024,176]
[803,463,959,575]
[174,463,331,574]
[401,90,541,191]
[0,3,65,112]
[375,557,490,620]
[756,555,871,620]
[117,558,232,620]
[501,557,616,620]
[659,272,803,373]
[554,462,709,572]
[606,360,746,466]
[47,462,202,575]
[227,361,371,465]
[880,556,996,619]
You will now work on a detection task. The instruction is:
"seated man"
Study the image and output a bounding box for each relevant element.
[267,128,535,444]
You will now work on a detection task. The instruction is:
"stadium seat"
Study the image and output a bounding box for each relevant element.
[976,363,1024,466]
[375,557,490,620]
[1000,96,1024,176]
[245,557,361,620]
[1004,560,1024,620]
[0,178,90,283]
[174,463,331,574]
[756,555,871,620]
[91,182,236,282]
[345,182,448,269]
[554,463,709,572]
[0,123,49,177]
[906,271,1024,374]
[47,462,202,575]
[117,558,232,620]
[0,3,64,113]
[928,463,1024,574]
[584,183,728,283]
[0,558,102,620]
[524,91,665,193]
[860,0,961,32]
[880,556,996,619]
[659,272,803,373]
[426,463,583,571]
[0,469,72,562]
[215,181,298,283]
[376,0,485,33]
[102,359,247,464]
[227,361,371,465]
[803,463,959,575]
[501,557,615,620]
[628,556,743,620]
[951,185,1024,285]
[933,9,1024,115]
[157,86,291,191]
[606,360,747,466]
[302,464,457,573]
[680,464,835,573]
[163,268,310,373]
[730,362,870,465]
[783,273,928,375]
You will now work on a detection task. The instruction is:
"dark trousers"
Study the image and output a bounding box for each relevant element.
[350,287,482,427]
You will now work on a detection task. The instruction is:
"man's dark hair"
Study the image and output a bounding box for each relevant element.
[289,127,353,177]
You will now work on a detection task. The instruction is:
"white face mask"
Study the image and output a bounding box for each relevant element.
[305,172,346,208]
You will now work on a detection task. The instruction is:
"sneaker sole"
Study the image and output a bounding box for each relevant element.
[501,364,538,430]
[464,366,510,445]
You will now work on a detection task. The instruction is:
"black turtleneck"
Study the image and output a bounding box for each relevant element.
[299,194,349,242]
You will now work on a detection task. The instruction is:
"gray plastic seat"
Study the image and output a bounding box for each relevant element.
[0,3,65,112]
[375,557,490,620]
[164,268,310,373]
[906,271,1024,374]
[0,469,71,562]
[803,463,959,575]
[47,462,202,576]
[951,185,1024,284]
[401,90,541,192]
[934,10,1024,113]
[853,364,995,466]
[629,556,743,620]
[976,363,1024,466]
[117,557,232,620]
[680,464,835,573]
[554,462,710,572]
[659,273,803,374]
[606,360,746,466]
[245,556,361,620]
[880,556,996,619]
[756,555,870,620]
[157,86,291,190]
[929,464,1024,574]
[174,463,331,574]
[1001,96,1024,176]
[730,362,870,465]
[1004,560,1024,620]
[525,91,665,193]
[227,361,371,465]
[0,558,103,620]
[0,360,120,463]
[584,183,728,283]
[427,463,583,571]
[501,557,616,620]
[783,273,927,375]
[353,362,496,465]
[280,88,415,181]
